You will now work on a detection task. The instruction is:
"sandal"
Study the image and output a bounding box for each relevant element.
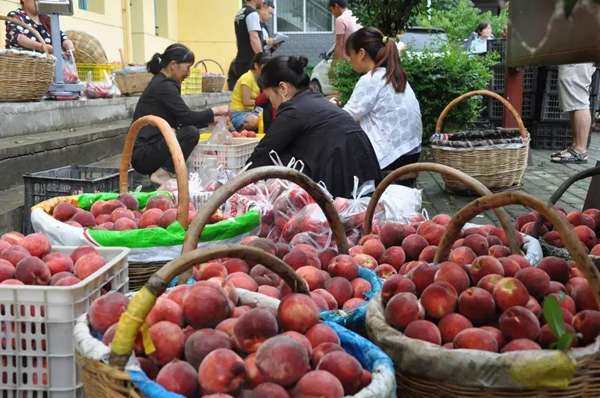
[550,147,589,164]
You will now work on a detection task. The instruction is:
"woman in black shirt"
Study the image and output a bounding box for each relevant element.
[132,44,229,185]
[247,56,381,197]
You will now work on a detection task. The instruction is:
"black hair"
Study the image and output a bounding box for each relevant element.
[475,22,491,35]
[251,52,272,70]
[146,43,195,75]
[346,27,407,93]
[258,56,310,90]
[259,1,274,8]
[328,0,348,8]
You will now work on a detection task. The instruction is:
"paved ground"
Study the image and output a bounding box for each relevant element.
[418,131,600,225]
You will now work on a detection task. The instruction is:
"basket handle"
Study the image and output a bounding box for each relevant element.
[434,192,600,301]
[194,58,225,75]
[120,115,190,229]
[531,166,600,238]
[176,166,350,284]
[1,15,50,55]
[435,89,527,138]
[362,162,521,254]
[108,244,309,369]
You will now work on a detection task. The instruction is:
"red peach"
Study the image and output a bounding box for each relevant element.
[477,274,504,294]
[409,262,439,296]
[488,236,504,247]
[507,254,530,269]
[375,264,397,278]
[538,256,570,284]
[293,370,344,398]
[543,230,564,247]
[215,318,238,339]
[305,323,340,348]
[343,298,365,310]
[515,267,551,299]
[222,258,251,274]
[380,223,414,248]
[296,266,325,291]
[493,277,530,312]
[234,307,279,354]
[591,244,600,256]
[469,255,504,284]
[146,196,174,212]
[0,279,23,285]
[573,310,600,345]
[256,335,310,386]
[499,306,541,341]
[165,285,190,307]
[458,287,496,325]
[318,248,338,268]
[0,259,15,282]
[438,313,473,344]
[311,342,344,367]
[111,208,135,223]
[193,262,227,281]
[138,208,163,228]
[399,260,426,275]
[282,331,313,357]
[183,283,231,329]
[0,245,30,266]
[418,245,438,263]
[349,246,364,256]
[567,211,596,230]
[70,245,98,263]
[452,239,465,249]
[245,352,268,388]
[402,234,429,260]
[74,254,106,280]
[1,231,24,245]
[324,277,354,307]
[381,246,406,270]
[453,328,498,352]
[253,383,290,398]
[420,281,458,319]
[250,264,281,287]
[88,292,128,333]
[384,292,424,331]
[53,275,80,286]
[317,351,364,394]
[381,275,416,304]
[526,296,542,318]
[283,249,321,271]
[71,210,96,227]
[146,297,183,326]
[448,246,477,267]
[480,326,505,348]
[156,360,198,398]
[417,221,446,246]
[278,293,320,333]
[489,245,511,258]
[225,272,258,292]
[15,256,51,285]
[548,292,576,315]
[198,348,246,394]
[434,262,470,294]
[118,193,139,210]
[19,233,51,258]
[433,214,452,226]
[351,277,372,299]
[113,217,137,231]
[328,255,359,280]
[310,292,329,311]
[353,253,378,270]
[313,288,338,310]
[362,238,385,261]
[572,283,600,311]
[574,225,598,250]
[539,324,577,348]
[43,252,73,274]
[498,258,520,277]
[463,234,489,256]
[158,208,177,228]
[501,338,541,352]
[404,319,442,345]
[52,203,78,221]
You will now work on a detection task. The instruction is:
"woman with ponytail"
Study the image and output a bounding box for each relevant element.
[247,55,381,197]
[132,44,229,185]
[343,27,423,186]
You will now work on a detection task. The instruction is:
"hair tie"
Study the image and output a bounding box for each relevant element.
[382,36,389,44]
[157,55,162,64]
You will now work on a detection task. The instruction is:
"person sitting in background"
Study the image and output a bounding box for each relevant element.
[132,44,229,186]
[468,22,493,54]
[343,27,423,186]
[5,0,74,53]
[247,56,381,197]
[230,53,271,131]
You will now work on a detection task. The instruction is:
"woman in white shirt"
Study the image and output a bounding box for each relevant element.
[343,27,423,185]
[469,22,493,54]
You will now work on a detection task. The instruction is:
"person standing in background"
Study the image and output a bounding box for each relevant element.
[328,0,361,62]
[468,22,493,54]
[258,1,275,52]
[227,0,264,90]
[551,63,596,163]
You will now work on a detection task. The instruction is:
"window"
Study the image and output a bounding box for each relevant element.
[78,0,104,13]
[275,0,333,33]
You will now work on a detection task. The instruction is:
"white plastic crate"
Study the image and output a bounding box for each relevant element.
[0,246,129,398]
[188,138,260,174]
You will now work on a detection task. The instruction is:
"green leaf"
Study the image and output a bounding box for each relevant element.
[543,295,574,350]
[564,0,578,17]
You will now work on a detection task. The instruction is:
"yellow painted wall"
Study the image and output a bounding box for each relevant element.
[177,0,238,75]
[1,0,237,74]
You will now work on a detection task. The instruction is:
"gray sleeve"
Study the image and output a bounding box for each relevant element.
[246,11,261,32]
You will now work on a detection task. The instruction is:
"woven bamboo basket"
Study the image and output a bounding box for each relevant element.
[77,245,309,398]
[430,89,530,193]
[195,58,226,93]
[120,115,190,291]
[114,71,152,95]
[362,162,522,254]
[0,15,54,102]
[175,165,350,283]
[530,165,600,261]
[367,191,600,397]
[64,30,108,64]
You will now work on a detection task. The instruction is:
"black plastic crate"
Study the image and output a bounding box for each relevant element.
[530,121,591,150]
[545,67,559,93]
[540,92,569,122]
[488,93,535,121]
[489,65,538,94]
[23,166,132,233]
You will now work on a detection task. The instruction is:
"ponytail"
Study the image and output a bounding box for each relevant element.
[146,43,195,75]
[347,27,407,93]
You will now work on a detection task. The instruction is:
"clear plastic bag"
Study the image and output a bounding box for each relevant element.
[63,50,80,83]
[207,117,231,145]
[334,177,383,240]
[84,71,117,99]
[281,202,332,251]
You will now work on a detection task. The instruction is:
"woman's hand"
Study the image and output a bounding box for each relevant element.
[211,105,229,117]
